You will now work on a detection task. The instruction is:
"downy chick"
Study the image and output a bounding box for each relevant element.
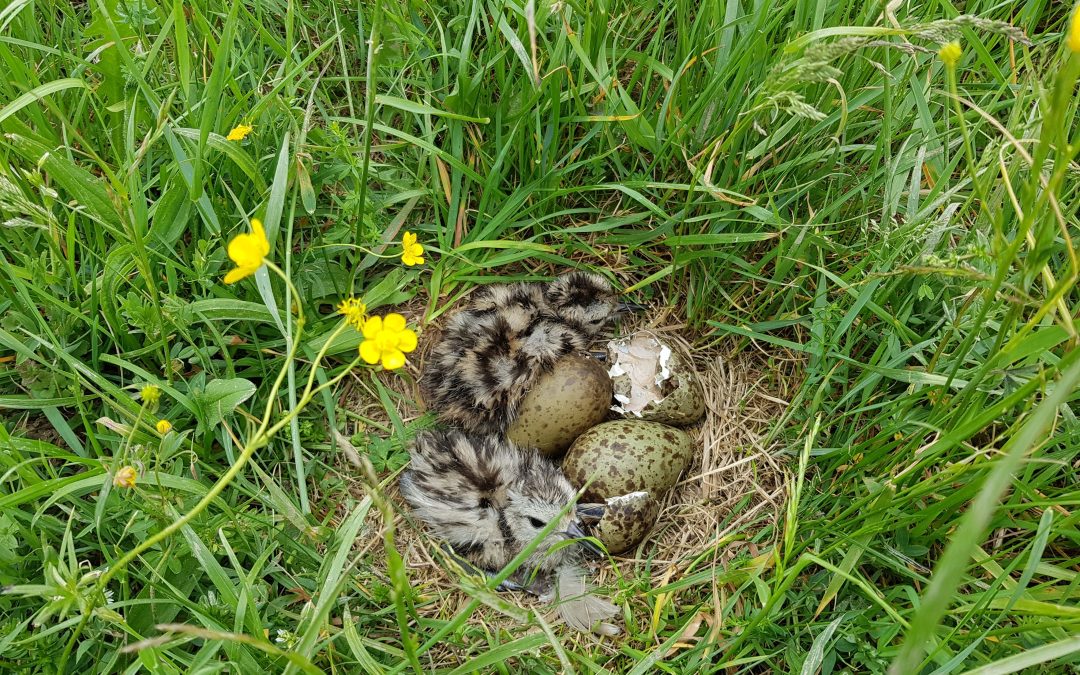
[421,271,621,435]
[399,429,620,634]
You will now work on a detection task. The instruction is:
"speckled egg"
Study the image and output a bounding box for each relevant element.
[608,333,705,427]
[507,354,613,456]
[562,420,694,502]
[590,491,660,554]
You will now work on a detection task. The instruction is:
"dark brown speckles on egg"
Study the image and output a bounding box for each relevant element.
[592,491,661,554]
[507,354,612,456]
[562,420,693,502]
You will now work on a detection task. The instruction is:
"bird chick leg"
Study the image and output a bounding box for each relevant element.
[555,564,621,635]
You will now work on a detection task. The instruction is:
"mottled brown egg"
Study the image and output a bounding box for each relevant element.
[507,354,613,456]
[562,420,694,502]
[608,333,705,427]
[590,491,660,554]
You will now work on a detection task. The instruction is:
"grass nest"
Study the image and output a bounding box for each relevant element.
[327,282,800,661]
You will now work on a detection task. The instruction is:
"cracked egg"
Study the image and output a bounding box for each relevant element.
[581,491,661,554]
[606,333,705,426]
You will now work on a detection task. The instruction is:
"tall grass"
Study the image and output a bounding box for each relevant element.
[1,0,1079,672]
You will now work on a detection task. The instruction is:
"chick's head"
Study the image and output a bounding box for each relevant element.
[504,497,579,568]
[503,459,584,567]
[544,271,619,336]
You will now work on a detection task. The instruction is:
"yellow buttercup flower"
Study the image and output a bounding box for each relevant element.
[140,384,161,405]
[226,124,254,141]
[338,297,367,330]
[114,466,138,489]
[156,419,173,435]
[401,231,424,266]
[1068,6,1080,53]
[359,313,417,370]
[224,218,270,284]
[939,41,962,68]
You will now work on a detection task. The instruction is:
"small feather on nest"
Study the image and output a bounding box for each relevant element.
[555,565,621,636]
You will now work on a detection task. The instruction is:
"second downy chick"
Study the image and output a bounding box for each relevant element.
[421,271,621,435]
[399,429,620,634]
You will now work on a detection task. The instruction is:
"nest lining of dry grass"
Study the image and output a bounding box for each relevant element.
[326,288,800,660]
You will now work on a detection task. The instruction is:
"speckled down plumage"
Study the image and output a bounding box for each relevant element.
[420,271,619,434]
[399,430,620,633]
[400,430,586,577]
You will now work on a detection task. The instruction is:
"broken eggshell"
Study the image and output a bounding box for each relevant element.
[507,354,613,456]
[581,491,660,554]
[607,333,705,426]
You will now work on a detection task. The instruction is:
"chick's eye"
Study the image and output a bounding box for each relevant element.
[527,517,546,529]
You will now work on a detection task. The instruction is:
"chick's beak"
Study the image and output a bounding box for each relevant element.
[565,520,604,557]
[576,503,606,525]
[616,300,646,314]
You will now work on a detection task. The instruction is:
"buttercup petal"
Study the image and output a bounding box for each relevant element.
[382,348,406,370]
[114,466,138,488]
[1071,7,1080,52]
[227,235,251,264]
[359,340,381,364]
[226,124,253,141]
[251,219,271,256]
[397,329,418,353]
[224,267,250,284]
[361,315,383,339]
[239,236,265,266]
[383,313,406,332]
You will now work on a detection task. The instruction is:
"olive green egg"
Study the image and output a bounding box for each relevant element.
[608,334,706,427]
[591,491,660,554]
[562,420,694,502]
[507,354,613,457]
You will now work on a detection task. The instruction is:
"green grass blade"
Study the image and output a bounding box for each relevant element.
[889,354,1080,673]
[0,78,86,125]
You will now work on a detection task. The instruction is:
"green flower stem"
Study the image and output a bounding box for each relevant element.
[309,243,399,259]
[937,60,1029,394]
[264,260,306,328]
[57,321,302,670]
[269,255,311,513]
[57,264,363,671]
[119,401,149,462]
[945,64,991,228]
